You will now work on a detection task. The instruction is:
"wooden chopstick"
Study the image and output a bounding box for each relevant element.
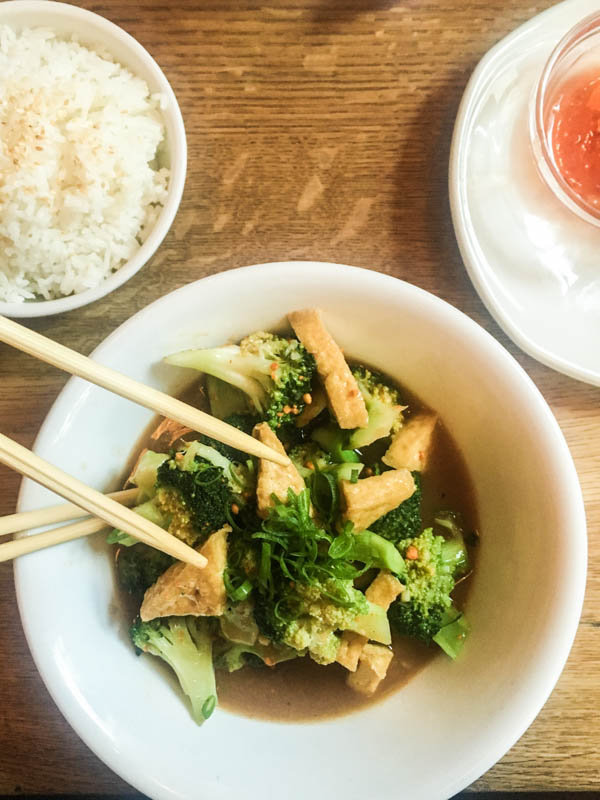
[0,487,139,537]
[0,432,206,568]
[0,517,107,563]
[0,315,288,467]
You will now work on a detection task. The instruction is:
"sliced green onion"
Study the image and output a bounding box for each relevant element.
[202,694,217,720]
[259,542,272,593]
[228,579,253,603]
[328,530,354,560]
[310,470,339,525]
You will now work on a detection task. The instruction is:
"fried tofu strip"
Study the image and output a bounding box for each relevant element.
[346,643,394,696]
[383,412,438,472]
[288,309,368,430]
[254,422,305,518]
[337,571,403,672]
[365,570,404,609]
[140,525,230,621]
[341,469,415,532]
[336,631,367,672]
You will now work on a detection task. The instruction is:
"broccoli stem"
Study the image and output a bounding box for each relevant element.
[166,347,267,411]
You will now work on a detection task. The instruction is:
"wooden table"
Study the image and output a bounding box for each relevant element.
[0,1,598,797]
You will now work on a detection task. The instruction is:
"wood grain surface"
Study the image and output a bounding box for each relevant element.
[0,0,598,796]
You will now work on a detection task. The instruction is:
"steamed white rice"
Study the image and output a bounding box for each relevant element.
[0,25,170,303]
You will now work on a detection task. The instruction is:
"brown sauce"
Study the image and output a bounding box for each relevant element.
[217,634,433,722]
[121,375,478,724]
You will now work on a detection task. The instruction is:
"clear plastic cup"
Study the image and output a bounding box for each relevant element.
[530,11,600,226]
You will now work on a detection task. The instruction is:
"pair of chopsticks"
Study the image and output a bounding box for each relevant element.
[0,315,288,566]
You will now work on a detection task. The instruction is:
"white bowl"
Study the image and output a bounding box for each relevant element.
[14,263,586,800]
[0,1,186,318]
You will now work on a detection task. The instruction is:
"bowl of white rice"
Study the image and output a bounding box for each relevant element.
[0,1,186,317]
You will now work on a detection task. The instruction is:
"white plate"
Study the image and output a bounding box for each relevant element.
[450,0,600,386]
[14,264,586,800]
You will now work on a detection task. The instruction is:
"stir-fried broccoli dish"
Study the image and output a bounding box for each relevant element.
[112,309,476,725]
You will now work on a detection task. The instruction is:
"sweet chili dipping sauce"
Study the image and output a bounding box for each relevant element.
[548,69,600,208]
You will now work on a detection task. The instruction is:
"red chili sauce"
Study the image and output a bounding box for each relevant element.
[548,69,600,208]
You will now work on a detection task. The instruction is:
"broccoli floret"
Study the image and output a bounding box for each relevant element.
[154,454,232,546]
[198,413,259,462]
[179,440,257,500]
[348,366,405,448]
[165,332,316,430]
[115,446,237,548]
[388,526,469,655]
[215,644,265,672]
[370,472,422,543]
[214,639,298,672]
[252,593,289,644]
[284,619,340,665]
[115,543,174,596]
[253,578,369,665]
[223,412,259,436]
[294,579,369,626]
[254,601,342,666]
[288,441,331,478]
[130,616,217,725]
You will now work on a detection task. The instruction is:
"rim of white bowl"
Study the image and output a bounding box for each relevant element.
[0,0,187,319]
[449,0,600,387]
[13,263,588,800]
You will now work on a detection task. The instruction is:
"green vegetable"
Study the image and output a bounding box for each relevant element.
[434,511,469,578]
[348,366,405,448]
[108,499,169,548]
[251,489,363,605]
[346,529,405,574]
[288,443,364,494]
[206,375,251,419]
[388,526,469,652]
[154,454,232,545]
[178,440,255,499]
[197,412,259,462]
[345,601,392,644]
[115,543,174,596]
[214,640,298,672]
[165,332,316,430]
[226,579,253,603]
[309,469,340,525]
[311,423,361,463]
[129,451,169,499]
[370,472,422,543]
[432,608,470,659]
[130,617,216,725]
[288,441,331,478]
[219,601,259,645]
